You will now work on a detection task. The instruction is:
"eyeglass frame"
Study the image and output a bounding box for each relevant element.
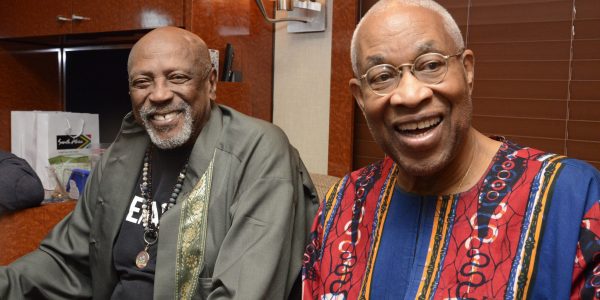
[358,49,465,96]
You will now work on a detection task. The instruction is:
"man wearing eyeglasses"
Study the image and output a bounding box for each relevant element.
[302,0,600,299]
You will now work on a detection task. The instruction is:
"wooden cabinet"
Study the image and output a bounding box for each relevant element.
[0,0,184,38]
[0,0,71,38]
[71,0,184,34]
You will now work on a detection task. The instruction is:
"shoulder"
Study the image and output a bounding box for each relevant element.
[507,140,600,199]
[219,104,287,138]
[0,151,25,165]
[0,151,36,175]
[217,104,291,159]
[0,150,17,162]
[554,157,600,185]
[501,139,598,179]
[0,152,44,211]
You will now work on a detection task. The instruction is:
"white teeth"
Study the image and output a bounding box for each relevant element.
[152,112,178,122]
[403,123,418,131]
[398,117,441,131]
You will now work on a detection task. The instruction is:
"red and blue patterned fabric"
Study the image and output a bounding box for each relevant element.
[302,139,600,299]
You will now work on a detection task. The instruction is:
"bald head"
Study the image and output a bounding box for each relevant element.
[351,0,464,77]
[128,26,211,77]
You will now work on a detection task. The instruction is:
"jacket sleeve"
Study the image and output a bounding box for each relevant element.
[0,152,104,299]
[206,125,319,300]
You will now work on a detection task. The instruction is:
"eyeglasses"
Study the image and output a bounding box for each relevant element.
[359,50,464,96]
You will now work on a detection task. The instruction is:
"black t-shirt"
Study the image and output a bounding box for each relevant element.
[110,144,192,300]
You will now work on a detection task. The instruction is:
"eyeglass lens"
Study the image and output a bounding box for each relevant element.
[365,53,449,95]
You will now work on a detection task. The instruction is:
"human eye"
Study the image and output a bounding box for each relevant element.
[367,65,397,87]
[414,55,445,73]
[130,77,152,89]
[168,73,190,84]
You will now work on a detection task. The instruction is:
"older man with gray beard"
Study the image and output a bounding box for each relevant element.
[1,27,318,300]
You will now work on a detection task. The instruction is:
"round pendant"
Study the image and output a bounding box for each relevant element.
[136,250,150,269]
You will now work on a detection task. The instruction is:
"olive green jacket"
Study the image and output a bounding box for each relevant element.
[0,104,318,299]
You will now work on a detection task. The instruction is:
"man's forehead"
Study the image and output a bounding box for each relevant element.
[131,38,192,62]
[128,49,196,80]
[363,41,440,65]
[357,6,450,64]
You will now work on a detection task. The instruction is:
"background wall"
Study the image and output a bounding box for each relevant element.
[273,0,333,174]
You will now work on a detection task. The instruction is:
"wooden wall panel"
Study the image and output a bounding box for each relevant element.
[571,81,600,100]
[327,0,358,177]
[503,135,565,154]
[471,41,571,60]
[572,60,600,80]
[353,108,384,167]
[215,82,252,115]
[568,140,600,164]
[468,2,571,155]
[475,61,569,80]
[570,101,600,121]
[0,46,62,151]
[569,121,600,141]
[473,99,566,119]
[568,0,600,162]
[474,80,568,99]
[468,1,572,24]
[473,116,566,139]
[468,21,571,43]
[188,0,274,122]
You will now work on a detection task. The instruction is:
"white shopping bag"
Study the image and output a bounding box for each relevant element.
[11,111,100,190]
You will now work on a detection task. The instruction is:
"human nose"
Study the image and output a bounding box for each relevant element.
[388,67,433,107]
[148,79,174,103]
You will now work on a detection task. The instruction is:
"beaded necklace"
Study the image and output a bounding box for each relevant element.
[135,146,189,269]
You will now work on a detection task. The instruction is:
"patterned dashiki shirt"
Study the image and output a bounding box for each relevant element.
[302,139,600,299]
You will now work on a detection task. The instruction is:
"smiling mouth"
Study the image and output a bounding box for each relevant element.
[395,116,442,136]
[150,111,181,123]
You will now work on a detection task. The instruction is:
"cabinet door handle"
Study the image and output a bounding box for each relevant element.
[56,15,72,22]
[72,14,91,21]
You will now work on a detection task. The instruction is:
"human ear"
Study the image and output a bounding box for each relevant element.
[462,49,475,93]
[350,78,366,112]
[208,68,217,100]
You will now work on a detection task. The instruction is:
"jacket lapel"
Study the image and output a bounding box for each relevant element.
[154,103,224,299]
[91,112,149,299]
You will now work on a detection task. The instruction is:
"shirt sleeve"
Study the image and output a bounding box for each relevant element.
[570,164,600,299]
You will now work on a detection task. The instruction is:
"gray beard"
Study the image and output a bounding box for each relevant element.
[139,104,194,150]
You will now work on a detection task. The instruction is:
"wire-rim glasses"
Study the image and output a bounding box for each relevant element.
[359,50,464,96]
